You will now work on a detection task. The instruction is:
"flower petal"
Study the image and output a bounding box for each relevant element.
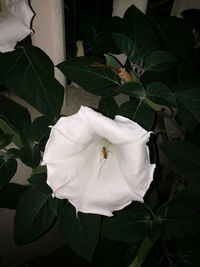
[83,107,148,144]
[5,0,34,27]
[0,0,33,52]
[43,109,98,163]
[43,106,155,216]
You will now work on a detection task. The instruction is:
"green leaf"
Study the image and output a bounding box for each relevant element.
[6,148,20,159]
[57,56,120,97]
[48,197,65,217]
[159,17,193,61]
[0,158,17,190]
[160,140,200,178]
[20,144,41,168]
[166,183,200,209]
[143,50,178,72]
[158,206,200,238]
[80,24,115,55]
[98,97,118,119]
[172,233,200,267]
[0,45,64,121]
[0,94,31,132]
[117,99,155,130]
[58,203,101,261]
[124,5,159,58]
[146,82,177,107]
[93,237,128,267]
[144,189,158,210]
[119,82,145,98]
[31,116,51,141]
[102,202,159,243]
[14,187,55,244]
[0,183,27,209]
[104,53,122,69]
[111,32,138,63]
[175,87,200,128]
[0,133,13,149]
[28,173,52,194]
[0,119,22,147]
[32,165,47,175]
[30,116,51,151]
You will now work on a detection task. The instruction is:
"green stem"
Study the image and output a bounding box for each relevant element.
[128,238,154,267]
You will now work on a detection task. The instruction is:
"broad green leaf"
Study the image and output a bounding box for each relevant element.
[159,17,193,61]
[0,45,64,121]
[0,119,22,147]
[6,148,20,159]
[102,202,159,243]
[144,189,158,210]
[31,116,51,141]
[0,133,13,149]
[48,197,65,217]
[172,234,200,267]
[19,129,34,148]
[92,237,128,267]
[14,188,55,244]
[104,53,122,70]
[58,203,101,260]
[30,116,51,151]
[0,183,27,209]
[158,206,200,239]
[32,165,47,175]
[20,144,41,168]
[0,158,17,190]
[80,24,114,55]
[166,183,200,209]
[124,5,159,58]
[57,56,120,97]
[117,99,155,130]
[98,97,118,119]
[160,140,200,178]
[23,245,97,266]
[146,82,177,107]
[176,102,198,131]
[119,82,145,98]
[28,173,52,194]
[175,88,200,128]
[0,94,31,132]
[143,50,178,72]
[111,32,138,63]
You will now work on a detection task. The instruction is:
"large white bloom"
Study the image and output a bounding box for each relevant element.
[43,106,155,217]
[0,0,34,52]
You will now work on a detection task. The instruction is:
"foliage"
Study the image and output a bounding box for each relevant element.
[0,4,200,267]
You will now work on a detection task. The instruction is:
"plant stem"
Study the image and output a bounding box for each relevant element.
[128,238,154,267]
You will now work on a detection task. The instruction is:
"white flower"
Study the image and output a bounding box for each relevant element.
[43,106,155,217]
[0,0,34,53]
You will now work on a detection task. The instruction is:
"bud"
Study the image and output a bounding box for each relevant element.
[118,68,132,82]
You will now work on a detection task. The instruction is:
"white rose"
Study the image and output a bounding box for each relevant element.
[43,106,155,217]
[0,0,34,52]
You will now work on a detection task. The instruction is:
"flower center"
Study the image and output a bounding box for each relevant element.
[97,139,111,178]
[100,138,111,160]
[101,146,108,160]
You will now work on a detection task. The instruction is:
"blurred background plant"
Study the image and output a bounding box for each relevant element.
[0,1,200,266]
